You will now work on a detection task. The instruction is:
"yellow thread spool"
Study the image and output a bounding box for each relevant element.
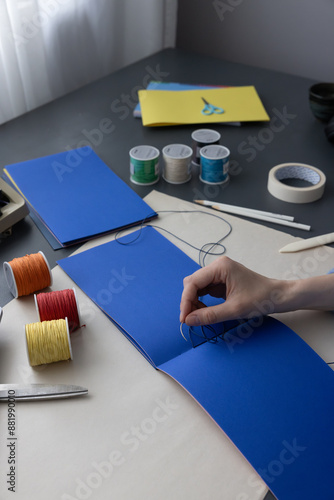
[25,318,72,367]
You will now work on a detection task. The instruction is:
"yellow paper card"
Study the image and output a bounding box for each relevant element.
[138,86,270,126]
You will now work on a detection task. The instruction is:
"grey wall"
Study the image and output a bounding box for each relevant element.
[176,0,334,82]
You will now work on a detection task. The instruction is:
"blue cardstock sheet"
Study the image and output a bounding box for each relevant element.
[4,147,157,247]
[58,226,334,499]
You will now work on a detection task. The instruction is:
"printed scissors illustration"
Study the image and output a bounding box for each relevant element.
[201,97,225,116]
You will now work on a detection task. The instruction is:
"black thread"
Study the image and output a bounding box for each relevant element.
[188,324,226,347]
[115,209,232,267]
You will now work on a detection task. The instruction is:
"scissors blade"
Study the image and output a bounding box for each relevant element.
[0,384,88,401]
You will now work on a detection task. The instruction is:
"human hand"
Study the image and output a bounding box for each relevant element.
[179,256,280,326]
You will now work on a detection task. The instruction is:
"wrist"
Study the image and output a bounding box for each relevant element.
[275,274,334,312]
[264,278,299,314]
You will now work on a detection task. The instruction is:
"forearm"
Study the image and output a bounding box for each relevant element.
[273,273,334,313]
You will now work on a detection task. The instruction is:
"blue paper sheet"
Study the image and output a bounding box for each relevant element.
[58,226,334,499]
[3,147,157,247]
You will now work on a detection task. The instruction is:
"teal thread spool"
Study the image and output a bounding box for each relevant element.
[200,144,230,185]
[129,145,160,185]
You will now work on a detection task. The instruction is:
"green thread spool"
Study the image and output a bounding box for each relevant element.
[129,145,160,185]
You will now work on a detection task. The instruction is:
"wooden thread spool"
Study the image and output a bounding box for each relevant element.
[25,318,72,367]
[3,251,52,298]
[35,288,81,333]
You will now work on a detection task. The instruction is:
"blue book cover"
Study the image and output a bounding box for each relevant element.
[58,226,334,500]
[3,147,157,248]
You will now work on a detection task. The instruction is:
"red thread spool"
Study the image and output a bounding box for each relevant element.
[35,288,81,333]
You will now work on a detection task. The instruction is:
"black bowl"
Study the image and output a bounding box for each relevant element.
[309,82,334,122]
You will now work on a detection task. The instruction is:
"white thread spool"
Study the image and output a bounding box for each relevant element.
[162,144,193,184]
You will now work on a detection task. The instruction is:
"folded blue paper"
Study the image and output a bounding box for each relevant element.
[58,226,334,499]
[3,147,157,248]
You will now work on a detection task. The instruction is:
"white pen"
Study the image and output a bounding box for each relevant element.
[209,204,310,231]
[194,200,295,222]
[279,232,334,253]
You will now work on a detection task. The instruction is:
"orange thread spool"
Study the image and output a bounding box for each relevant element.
[35,288,81,333]
[3,251,52,298]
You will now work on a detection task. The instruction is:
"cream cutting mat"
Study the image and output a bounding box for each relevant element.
[0,190,333,500]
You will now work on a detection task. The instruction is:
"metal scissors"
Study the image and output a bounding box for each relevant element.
[0,384,88,401]
[201,97,225,116]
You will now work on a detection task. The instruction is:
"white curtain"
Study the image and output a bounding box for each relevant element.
[0,0,178,125]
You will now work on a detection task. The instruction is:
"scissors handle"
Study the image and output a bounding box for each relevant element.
[201,98,224,115]
[202,104,214,116]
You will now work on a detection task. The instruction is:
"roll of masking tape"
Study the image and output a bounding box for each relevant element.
[267,163,326,203]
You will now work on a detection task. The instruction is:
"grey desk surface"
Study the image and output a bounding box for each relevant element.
[1,47,330,499]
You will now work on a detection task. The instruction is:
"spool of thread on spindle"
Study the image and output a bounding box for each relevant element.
[200,144,230,185]
[191,129,221,166]
[162,144,192,184]
[25,318,72,367]
[129,145,160,185]
[34,288,81,333]
[3,251,52,298]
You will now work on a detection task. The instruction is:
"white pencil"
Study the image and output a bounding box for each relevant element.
[194,200,295,221]
[210,204,310,231]
[193,200,310,231]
